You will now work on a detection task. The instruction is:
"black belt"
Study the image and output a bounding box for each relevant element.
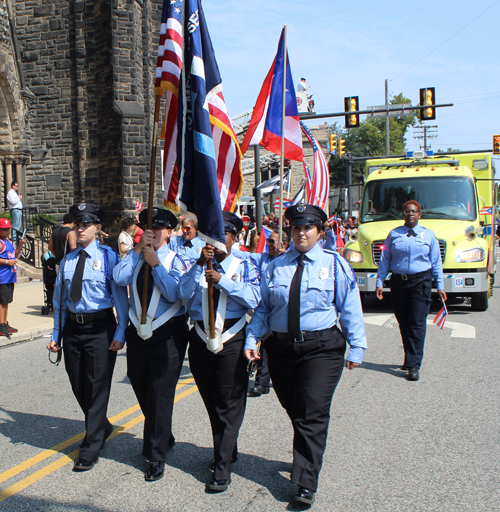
[69,308,112,324]
[196,317,242,331]
[272,326,338,343]
[392,270,431,281]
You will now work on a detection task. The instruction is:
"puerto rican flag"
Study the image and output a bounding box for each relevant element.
[274,198,293,209]
[240,29,304,162]
[433,303,448,330]
[480,207,493,216]
[256,226,273,254]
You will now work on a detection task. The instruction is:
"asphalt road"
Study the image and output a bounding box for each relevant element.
[0,288,499,512]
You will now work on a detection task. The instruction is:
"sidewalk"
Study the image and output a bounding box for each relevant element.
[0,280,54,347]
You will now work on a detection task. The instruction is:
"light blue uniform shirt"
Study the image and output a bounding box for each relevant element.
[178,252,261,322]
[52,240,129,343]
[245,244,367,364]
[234,250,277,274]
[168,234,205,269]
[376,224,444,289]
[112,244,186,318]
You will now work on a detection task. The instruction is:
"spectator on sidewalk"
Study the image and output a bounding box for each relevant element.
[118,218,136,259]
[0,218,25,337]
[6,182,23,241]
[48,214,77,264]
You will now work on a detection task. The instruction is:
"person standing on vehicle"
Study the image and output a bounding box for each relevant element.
[245,204,367,506]
[113,207,189,482]
[376,200,447,381]
[47,203,128,471]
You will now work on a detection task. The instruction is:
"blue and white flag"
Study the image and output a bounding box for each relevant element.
[176,0,226,250]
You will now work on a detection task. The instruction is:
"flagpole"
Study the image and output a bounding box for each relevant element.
[279,25,287,247]
[141,94,162,324]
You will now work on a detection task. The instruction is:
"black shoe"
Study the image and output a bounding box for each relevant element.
[5,323,18,333]
[210,455,238,471]
[0,324,11,338]
[206,476,231,492]
[294,486,315,505]
[145,461,165,481]
[408,368,419,381]
[401,365,409,371]
[73,458,98,471]
[248,384,270,397]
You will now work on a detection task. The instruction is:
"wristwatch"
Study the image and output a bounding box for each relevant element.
[153,263,161,269]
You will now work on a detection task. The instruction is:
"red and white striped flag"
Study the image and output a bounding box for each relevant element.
[134,200,143,212]
[433,303,448,330]
[158,0,242,213]
[300,122,330,210]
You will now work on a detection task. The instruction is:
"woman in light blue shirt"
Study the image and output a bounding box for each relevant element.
[376,200,447,381]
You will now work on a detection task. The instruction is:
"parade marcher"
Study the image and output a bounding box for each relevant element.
[113,207,188,482]
[0,218,25,337]
[178,211,261,492]
[48,213,77,265]
[245,204,367,506]
[318,222,337,251]
[47,203,128,471]
[376,200,446,381]
[246,230,290,398]
[168,212,205,269]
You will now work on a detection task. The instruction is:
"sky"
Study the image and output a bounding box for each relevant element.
[202,0,500,161]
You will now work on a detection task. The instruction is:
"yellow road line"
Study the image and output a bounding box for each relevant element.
[0,377,195,486]
[0,382,198,503]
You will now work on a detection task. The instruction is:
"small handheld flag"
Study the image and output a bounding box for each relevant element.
[480,207,493,216]
[433,302,448,330]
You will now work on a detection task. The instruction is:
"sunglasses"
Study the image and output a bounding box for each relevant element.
[403,209,420,214]
[267,239,277,245]
[182,226,193,232]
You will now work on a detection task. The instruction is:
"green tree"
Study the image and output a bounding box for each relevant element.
[328,93,417,189]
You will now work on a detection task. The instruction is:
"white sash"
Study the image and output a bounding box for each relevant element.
[129,251,182,339]
[195,256,250,353]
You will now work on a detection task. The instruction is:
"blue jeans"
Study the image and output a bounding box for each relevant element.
[10,209,22,240]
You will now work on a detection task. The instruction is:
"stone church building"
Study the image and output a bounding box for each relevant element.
[1,0,329,234]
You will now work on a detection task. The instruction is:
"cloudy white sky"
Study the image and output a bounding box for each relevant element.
[202,0,500,157]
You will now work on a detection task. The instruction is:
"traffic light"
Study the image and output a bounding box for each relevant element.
[493,135,500,155]
[338,138,346,158]
[419,87,436,121]
[328,133,337,153]
[344,96,360,128]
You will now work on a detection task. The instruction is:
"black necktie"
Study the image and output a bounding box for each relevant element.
[288,254,305,338]
[137,262,155,307]
[184,240,193,248]
[407,229,417,237]
[70,250,88,303]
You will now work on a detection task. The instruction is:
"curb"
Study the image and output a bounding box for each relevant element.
[0,327,53,348]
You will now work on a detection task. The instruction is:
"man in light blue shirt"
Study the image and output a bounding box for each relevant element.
[168,212,205,269]
[47,203,128,472]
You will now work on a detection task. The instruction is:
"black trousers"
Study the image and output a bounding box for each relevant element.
[126,319,189,461]
[390,272,432,368]
[254,330,272,387]
[266,329,346,492]
[188,323,248,480]
[63,311,117,460]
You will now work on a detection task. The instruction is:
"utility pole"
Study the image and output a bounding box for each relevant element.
[385,79,390,155]
[413,125,438,151]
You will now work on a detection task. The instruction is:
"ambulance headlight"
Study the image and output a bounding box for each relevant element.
[455,248,485,263]
[344,250,364,263]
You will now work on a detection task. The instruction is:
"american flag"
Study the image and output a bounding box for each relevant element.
[300,122,330,211]
[433,303,448,330]
[158,0,242,215]
[480,206,493,216]
[134,200,143,212]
